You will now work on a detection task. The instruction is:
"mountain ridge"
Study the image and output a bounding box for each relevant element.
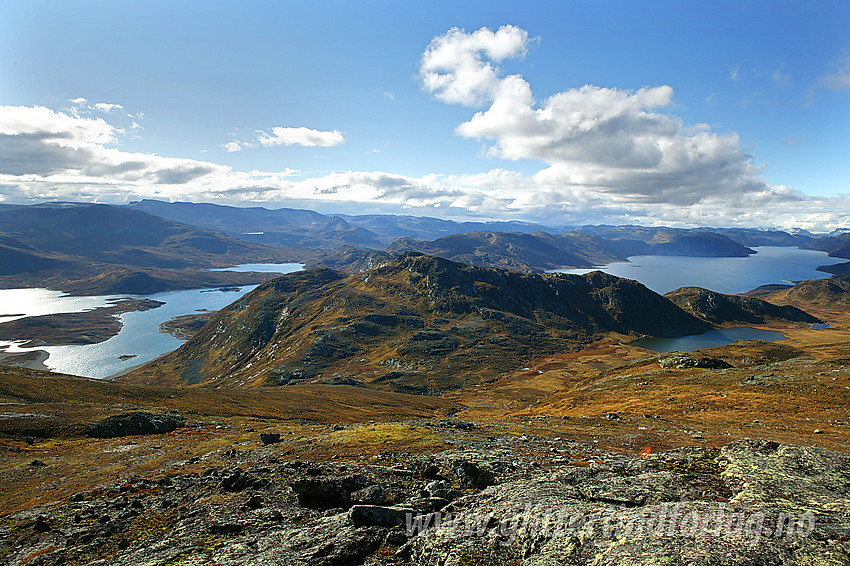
[123,253,715,391]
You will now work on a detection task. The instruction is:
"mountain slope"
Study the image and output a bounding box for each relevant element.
[766,276,850,308]
[665,287,821,325]
[125,253,712,391]
[803,233,850,259]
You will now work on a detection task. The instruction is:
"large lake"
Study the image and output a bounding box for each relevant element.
[552,246,834,294]
[0,263,303,379]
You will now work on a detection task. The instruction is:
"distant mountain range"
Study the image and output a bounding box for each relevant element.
[0,203,292,294]
[0,200,845,294]
[384,230,755,273]
[126,199,551,249]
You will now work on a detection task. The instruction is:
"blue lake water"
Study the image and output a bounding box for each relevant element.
[209,262,305,274]
[633,327,785,353]
[0,263,303,379]
[552,246,834,294]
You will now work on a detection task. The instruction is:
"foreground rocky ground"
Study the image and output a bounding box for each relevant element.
[2,284,850,565]
[1,411,848,565]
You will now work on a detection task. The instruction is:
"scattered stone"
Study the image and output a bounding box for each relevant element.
[23,436,34,445]
[32,516,51,532]
[606,412,621,421]
[221,468,266,492]
[30,459,46,467]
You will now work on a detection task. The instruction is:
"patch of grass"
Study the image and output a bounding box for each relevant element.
[317,422,446,456]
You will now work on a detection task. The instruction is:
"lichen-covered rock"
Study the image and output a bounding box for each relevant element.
[406,440,850,565]
[85,412,184,438]
[1,439,846,565]
[659,354,733,369]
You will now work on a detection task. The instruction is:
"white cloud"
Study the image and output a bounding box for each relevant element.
[422,26,770,207]
[1,54,848,234]
[93,102,124,113]
[225,125,345,151]
[257,126,344,148]
[420,25,529,106]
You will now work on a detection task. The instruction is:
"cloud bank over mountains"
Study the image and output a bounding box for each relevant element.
[0,26,846,230]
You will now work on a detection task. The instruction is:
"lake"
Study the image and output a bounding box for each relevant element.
[633,327,785,353]
[209,262,305,274]
[551,246,834,294]
[0,263,303,379]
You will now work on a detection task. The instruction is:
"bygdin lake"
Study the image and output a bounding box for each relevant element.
[633,327,785,353]
[551,246,834,294]
[209,262,305,274]
[0,263,303,379]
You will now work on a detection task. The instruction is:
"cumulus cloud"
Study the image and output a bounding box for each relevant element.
[93,102,124,113]
[420,26,774,207]
[224,125,345,152]
[420,25,529,106]
[257,126,344,148]
[1,33,848,235]
[0,104,225,184]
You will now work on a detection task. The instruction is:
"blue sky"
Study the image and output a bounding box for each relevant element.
[1,1,848,228]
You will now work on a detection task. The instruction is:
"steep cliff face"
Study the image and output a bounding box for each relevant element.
[126,253,711,391]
